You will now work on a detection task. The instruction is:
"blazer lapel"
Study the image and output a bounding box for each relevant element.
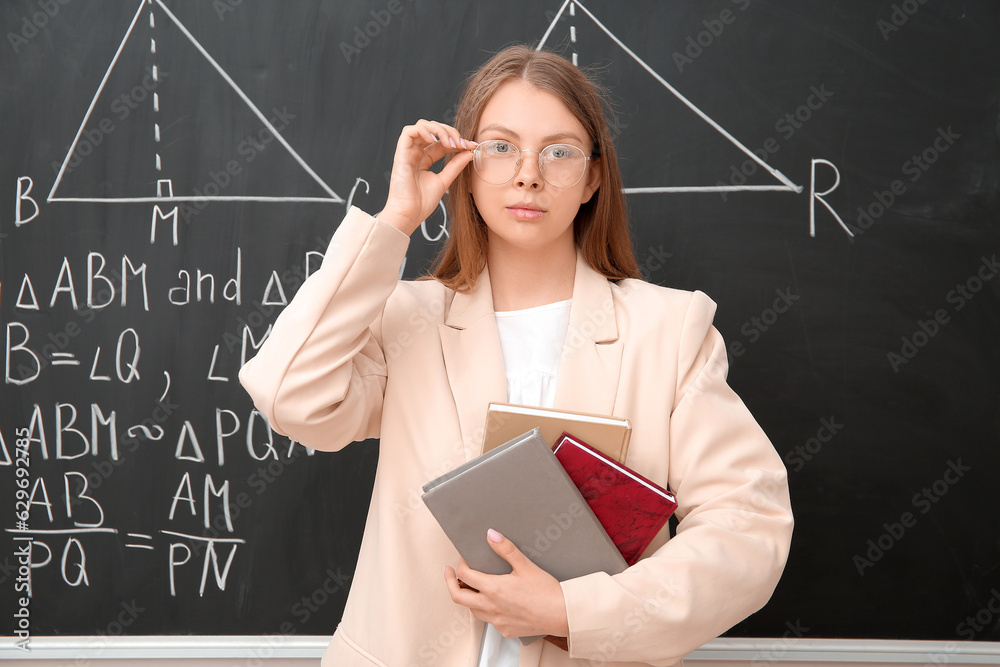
[438,264,508,461]
[553,252,623,416]
[438,253,624,461]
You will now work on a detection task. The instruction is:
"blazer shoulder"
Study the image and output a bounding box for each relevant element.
[392,278,455,301]
[613,279,718,323]
[382,276,456,328]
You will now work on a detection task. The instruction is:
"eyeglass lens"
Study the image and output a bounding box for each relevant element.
[473,140,588,188]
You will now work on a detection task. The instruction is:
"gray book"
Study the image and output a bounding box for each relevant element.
[421,428,627,643]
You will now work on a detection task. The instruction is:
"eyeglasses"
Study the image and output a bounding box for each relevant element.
[472,140,593,188]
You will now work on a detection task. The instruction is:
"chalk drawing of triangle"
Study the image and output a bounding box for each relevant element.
[539,0,803,195]
[48,0,342,204]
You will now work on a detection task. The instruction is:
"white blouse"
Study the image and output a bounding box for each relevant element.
[478,299,573,667]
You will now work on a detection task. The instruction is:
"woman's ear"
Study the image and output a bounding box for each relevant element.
[581,157,602,204]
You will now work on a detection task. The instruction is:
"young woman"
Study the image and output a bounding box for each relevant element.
[240,45,793,667]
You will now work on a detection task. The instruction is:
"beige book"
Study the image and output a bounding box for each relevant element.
[482,402,632,463]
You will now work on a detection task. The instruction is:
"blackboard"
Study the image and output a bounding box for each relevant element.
[2,0,999,650]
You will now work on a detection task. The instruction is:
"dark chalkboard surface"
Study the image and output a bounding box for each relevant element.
[2,0,999,648]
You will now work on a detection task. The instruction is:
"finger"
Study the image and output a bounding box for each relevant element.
[400,123,453,160]
[421,140,452,165]
[411,120,451,149]
[485,529,533,572]
[454,555,504,596]
[421,138,475,182]
[454,556,479,587]
[398,122,435,148]
[451,558,481,591]
[444,565,481,606]
[422,120,464,149]
[412,119,475,148]
[436,150,475,189]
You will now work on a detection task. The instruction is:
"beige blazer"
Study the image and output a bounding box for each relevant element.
[239,207,793,667]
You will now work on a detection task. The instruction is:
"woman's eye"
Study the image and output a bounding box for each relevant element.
[492,141,512,154]
[549,146,571,159]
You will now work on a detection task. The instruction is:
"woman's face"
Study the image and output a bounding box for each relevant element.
[470,80,601,258]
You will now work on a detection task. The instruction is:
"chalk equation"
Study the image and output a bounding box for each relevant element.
[6,470,248,598]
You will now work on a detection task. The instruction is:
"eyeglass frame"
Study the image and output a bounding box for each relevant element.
[471,139,597,188]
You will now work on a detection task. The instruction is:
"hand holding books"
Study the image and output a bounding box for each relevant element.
[423,428,625,644]
[421,406,678,645]
[443,527,571,641]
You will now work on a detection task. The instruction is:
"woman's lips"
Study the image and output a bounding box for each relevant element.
[507,206,545,221]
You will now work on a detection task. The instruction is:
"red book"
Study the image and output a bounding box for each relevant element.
[553,432,677,565]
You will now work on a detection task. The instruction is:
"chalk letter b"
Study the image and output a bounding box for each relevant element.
[16,176,39,226]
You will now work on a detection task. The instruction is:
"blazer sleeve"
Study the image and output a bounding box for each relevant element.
[238,207,410,451]
[560,291,794,666]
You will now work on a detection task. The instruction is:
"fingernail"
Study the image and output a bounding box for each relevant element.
[460,138,468,149]
[487,528,502,543]
[449,137,457,148]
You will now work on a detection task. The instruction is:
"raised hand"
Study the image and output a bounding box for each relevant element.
[378,119,476,236]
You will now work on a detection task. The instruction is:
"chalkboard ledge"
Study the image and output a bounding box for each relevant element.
[0,635,328,660]
[695,638,1000,664]
[1,637,998,663]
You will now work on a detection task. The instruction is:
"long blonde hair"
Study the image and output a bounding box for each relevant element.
[429,45,640,291]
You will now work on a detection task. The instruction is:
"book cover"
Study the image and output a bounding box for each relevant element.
[422,428,627,579]
[482,402,632,463]
[553,432,678,565]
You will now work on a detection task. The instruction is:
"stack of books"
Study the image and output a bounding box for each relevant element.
[421,404,678,642]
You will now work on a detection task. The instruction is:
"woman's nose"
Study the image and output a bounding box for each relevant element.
[514,152,543,189]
